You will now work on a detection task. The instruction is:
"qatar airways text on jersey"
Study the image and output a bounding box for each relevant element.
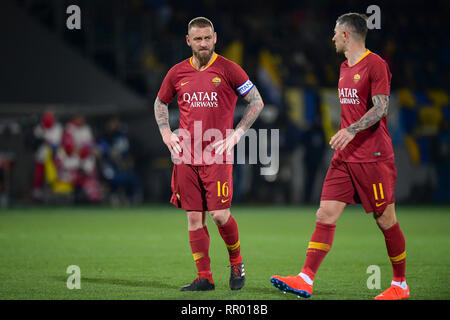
[338,87,360,105]
[182,91,218,108]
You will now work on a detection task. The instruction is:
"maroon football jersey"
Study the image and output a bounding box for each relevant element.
[334,50,394,162]
[158,53,253,165]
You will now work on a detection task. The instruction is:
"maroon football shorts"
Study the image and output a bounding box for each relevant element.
[321,157,397,213]
[170,163,233,212]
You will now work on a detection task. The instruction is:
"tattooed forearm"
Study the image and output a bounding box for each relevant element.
[347,94,389,135]
[154,97,170,132]
[236,86,264,132]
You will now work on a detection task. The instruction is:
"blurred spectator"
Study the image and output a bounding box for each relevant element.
[46,131,103,203]
[32,110,62,200]
[64,116,102,203]
[47,132,78,195]
[98,116,140,206]
[63,115,95,152]
[30,114,103,204]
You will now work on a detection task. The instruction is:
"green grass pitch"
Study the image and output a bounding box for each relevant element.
[0,204,449,300]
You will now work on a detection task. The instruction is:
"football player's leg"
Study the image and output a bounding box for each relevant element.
[187,210,207,230]
[374,204,407,282]
[202,164,241,265]
[302,161,351,282]
[181,210,214,291]
[272,159,353,298]
[174,164,214,290]
[348,160,408,299]
[300,201,344,281]
[201,164,244,290]
[373,204,409,300]
[271,201,345,298]
[210,208,245,290]
[187,211,212,280]
[373,203,397,230]
[209,209,241,264]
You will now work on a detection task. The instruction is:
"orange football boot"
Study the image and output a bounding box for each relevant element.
[270,275,313,298]
[374,284,410,300]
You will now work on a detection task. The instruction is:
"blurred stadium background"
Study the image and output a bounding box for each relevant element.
[0,0,448,207]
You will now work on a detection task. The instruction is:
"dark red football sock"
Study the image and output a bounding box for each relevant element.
[217,215,242,265]
[382,222,406,282]
[301,222,336,281]
[189,227,213,282]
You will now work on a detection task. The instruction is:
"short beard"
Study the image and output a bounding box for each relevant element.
[193,48,214,65]
[336,47,347,56]
[335,41,347,54]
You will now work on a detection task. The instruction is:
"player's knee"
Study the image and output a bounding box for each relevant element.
[209,209,230,226]
[373,207,397,230]
[316,206,339,224]
[374,216,395,230]
[187,211,204,230]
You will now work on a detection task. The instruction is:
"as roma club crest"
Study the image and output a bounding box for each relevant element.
[353,73,361,83]
[211,77,222,87]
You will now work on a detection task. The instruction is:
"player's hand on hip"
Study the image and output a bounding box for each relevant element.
[161,128,182,155]
[212,128,245,155]
[329,128,356,150]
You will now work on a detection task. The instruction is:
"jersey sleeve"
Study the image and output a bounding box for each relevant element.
[226,61,254,97]
[369,59,392,97]
[157,67,177,104]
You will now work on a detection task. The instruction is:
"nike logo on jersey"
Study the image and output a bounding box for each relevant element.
[181,81,190,86]
[339,76,344,82]
[375,202,386,207]
[221,199,229,203]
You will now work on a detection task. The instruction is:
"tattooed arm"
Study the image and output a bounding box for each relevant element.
[154,97,170,132]
[329,94,389,150]
[213,86,264,155]
[154,97,181,154]
[346,94,389,135]
[236,86,265,133]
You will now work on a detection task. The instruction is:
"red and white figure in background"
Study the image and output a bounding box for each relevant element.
[32,111,63,199]
[54,133,80,185]
[61,116,102,203]
[63,115,95,153]
[53,133,102,203]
